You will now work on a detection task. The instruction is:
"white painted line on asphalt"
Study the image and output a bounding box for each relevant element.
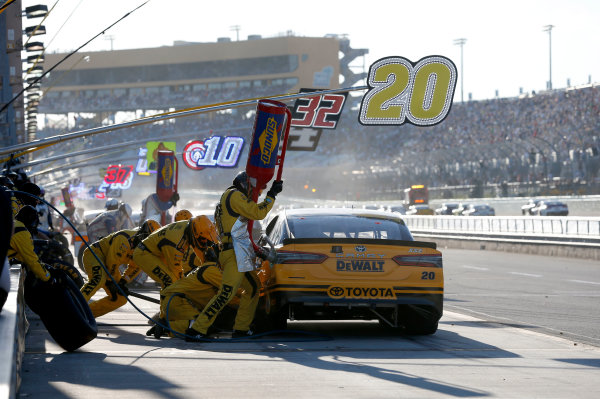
[509,272,542,278]
[568,279,600,286]
[462,265,489,271]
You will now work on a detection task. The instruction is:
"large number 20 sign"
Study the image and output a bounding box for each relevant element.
[359,56,457,126]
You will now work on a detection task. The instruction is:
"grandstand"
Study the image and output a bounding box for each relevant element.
[30,35,600,204]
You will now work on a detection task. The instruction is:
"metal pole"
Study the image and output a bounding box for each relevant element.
[543,25,554,90]
[0,86,367,157]
[453,38,467,102]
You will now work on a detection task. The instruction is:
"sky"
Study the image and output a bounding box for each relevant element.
[21,0,600,101]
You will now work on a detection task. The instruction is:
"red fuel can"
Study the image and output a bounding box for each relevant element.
[245,99,291,202]
[156,150,178,203]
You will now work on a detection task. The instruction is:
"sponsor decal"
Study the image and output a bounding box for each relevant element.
[259,117,279,164]
[336,260,384,272]
[182,136,244,170]
[328,286,395,299]
[336,253,385,258]
[203,284,234,319]
[355,245,366,252]
[359,55,457,127]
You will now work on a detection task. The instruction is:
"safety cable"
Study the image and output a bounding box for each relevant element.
[12,190,333,343]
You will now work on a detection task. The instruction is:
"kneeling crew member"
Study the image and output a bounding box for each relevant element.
[186,172,283,340]
[133,215,215,289]
[80,219,160,317]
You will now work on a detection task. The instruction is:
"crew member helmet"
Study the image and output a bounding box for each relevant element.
[174,209,193,222]
[105,198,119,210]
[189,215,220,251]
[15,205,39,234]
[232,171,250,195]
[139,219,161,238]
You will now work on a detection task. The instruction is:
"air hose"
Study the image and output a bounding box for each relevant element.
[12,190,332,343]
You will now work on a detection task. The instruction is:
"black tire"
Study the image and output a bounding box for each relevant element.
[51,260,85,288]
[23,268,97,352]
[397,305,440,335]
[77,244,85,272]
[34,239,75,267]
[52,233,70,250]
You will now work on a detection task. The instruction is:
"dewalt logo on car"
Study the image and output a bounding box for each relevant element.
[328,286,395,299]
[259,117,279,164]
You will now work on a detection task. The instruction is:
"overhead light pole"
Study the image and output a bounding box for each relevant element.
[543,25,554,90]
[453,38,467,102]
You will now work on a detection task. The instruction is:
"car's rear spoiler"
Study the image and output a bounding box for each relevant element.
[282,237,437,249]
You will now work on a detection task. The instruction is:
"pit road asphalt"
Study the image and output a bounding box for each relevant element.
[19,287,600,399]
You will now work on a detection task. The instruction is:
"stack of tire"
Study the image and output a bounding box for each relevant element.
[23,266,97,352]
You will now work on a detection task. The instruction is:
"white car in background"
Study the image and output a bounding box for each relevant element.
[462,203,496,216]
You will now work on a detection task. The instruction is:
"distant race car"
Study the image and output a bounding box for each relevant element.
[532,200,569,216]
[256,208,444,335]
[406,204,435,215]
[521,198,544,215]
[462,203,496,216]
[435,203,459,215]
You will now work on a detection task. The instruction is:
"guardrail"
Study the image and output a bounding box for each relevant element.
[402,215,600,260]
[402,215,600,238]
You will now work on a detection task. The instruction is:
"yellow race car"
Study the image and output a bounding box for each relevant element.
[256,208,443,335]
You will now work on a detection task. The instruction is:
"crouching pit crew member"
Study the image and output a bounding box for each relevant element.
[133,215,216,289]
[80,220,160,318]
[185,172,283,340]
[146,217,242,339]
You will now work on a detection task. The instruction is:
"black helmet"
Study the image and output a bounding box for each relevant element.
[16,205,39,234]
[232,171,249,195]
[15,182,41,206]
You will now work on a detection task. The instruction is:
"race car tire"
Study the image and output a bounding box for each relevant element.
[397,304,439,335]
[23,268,97,352]
[52,232,70,251]
[77,245,85,272]
[33,239,75,268]
[51,259,85,288]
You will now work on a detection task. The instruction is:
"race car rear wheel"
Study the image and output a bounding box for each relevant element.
[397,304,439,335]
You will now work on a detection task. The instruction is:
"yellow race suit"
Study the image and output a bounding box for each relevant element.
[190,187,274,334]
[159,262,240,336]
[80,228,141,317]
[132,221,194,289]
[7,220,51,281]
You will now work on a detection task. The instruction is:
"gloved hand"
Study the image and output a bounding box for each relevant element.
[117,278,130,296]
[255,246,269,261]
[105,280,119,301]
[170,192,180,206]
[266,180,283,198]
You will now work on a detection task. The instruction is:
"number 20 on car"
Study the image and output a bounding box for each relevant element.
[359,55,457,127]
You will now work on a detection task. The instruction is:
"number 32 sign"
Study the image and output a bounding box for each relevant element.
[359,55,457,126]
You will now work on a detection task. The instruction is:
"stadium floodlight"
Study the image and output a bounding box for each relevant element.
[23,5,49,18]
[453,38,467,102]
[24,25,46,36]
[25,42,44,52]
[25,54,45,64]
[543,25,554,90]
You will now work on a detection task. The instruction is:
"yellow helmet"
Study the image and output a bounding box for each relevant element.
[140,219,161,237]
[174,209,193,222]
[189,215,220,250]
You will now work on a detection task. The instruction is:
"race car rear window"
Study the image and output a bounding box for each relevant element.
[287,215,414,241]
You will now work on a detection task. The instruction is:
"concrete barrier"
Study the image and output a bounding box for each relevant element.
[0,267,26,399]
